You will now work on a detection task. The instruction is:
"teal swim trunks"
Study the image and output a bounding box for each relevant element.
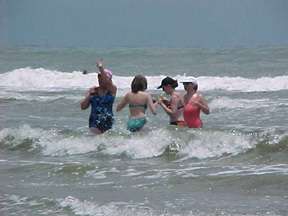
[127,117,147,132]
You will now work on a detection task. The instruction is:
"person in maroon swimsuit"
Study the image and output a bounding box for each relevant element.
[181,77,210,128]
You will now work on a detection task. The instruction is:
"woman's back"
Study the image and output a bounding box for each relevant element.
[126,91,149,118]
[116,74,157,132]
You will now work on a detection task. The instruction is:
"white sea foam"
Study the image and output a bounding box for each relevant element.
[4,194,281,216]
[209,97,275,110]
[209,164,288,177]
[0,68,288,93]
[200,75,288,92]
[58,196,154,216]
[179,130,254,160]
[40,128,171,158]
[0,125,258,160]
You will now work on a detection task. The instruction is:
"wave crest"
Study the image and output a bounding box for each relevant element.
[1,68,288,92]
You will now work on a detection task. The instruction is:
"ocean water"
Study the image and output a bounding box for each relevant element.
[0,46,288,216]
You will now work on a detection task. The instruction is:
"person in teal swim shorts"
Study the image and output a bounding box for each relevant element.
[116,75,158,132]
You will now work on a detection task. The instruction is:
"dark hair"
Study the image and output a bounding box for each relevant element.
[192,83,198,91]
[131,75,147,93]
[157,76,178,89]
[171,80,178,89]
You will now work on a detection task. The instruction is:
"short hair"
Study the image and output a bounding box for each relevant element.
[131,75,147,93]
[171,80,178,89]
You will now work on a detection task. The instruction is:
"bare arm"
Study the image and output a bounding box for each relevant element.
[147,94,157,115]
[198,96,210,114]
[97,64,104,73]
[159,95,178,115]
[97,61,117,96]
[116,94,128,112]
[192,94,210,114]
[80,88,94,110]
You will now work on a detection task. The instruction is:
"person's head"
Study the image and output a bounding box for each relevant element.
[98,69,113,86]
[157,77,178,94]
[180,77,198,92]
[131,75,147,93]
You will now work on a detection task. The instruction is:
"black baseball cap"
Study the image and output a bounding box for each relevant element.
[157,77,178,89]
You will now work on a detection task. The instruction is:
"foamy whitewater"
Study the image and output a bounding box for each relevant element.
[1,47,288,216]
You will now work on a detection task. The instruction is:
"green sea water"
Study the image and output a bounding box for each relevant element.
[0,46,288,216]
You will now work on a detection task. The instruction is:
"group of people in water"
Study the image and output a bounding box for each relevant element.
[80,62,210,134]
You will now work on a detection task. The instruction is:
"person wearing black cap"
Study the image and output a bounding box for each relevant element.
[157,77,185,126]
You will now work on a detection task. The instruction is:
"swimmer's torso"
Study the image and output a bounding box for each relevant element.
[183,102,202,128]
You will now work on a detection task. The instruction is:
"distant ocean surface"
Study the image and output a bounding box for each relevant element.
[0,46,288,216]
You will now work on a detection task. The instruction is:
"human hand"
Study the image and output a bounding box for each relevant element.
[158,97,170,109]
[157,96,164,105]
[96,59,104,68]
[162,99,170,107]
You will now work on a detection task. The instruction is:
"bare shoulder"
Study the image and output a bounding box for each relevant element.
[172,92,181,100]
[123,92,131,99]
[143,92,153,101]
[89,86,98,90]
[141,91,151,97]
[133,91,149,98]
[90,86,99,95]
[196,92,204,98]
[134,91,150,102]
[110,84,117,95]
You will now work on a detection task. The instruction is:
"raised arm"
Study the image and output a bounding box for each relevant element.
[96,60,105,73]
[97,61,117,96]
